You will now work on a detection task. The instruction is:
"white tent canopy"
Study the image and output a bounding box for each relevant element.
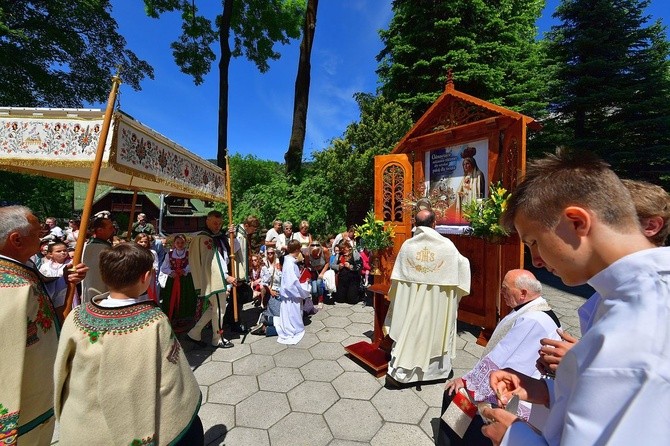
[0,107,226,202]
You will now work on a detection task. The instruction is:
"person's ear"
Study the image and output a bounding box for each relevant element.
[641,216,663,239]
[7,231,23,248]
[564,206,591,236]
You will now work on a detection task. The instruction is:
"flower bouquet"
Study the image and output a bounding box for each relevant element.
[462,181,511,243]
[354,211,395,251]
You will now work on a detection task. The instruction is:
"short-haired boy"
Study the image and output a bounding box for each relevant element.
[54,243,203,445]
[480,149,670,445]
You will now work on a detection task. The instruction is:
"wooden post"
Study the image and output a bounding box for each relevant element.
[126,191,138,240]
[225,154,238,322]
[63,73,121,318]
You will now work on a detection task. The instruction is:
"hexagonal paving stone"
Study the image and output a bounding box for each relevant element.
[325,399,382,442]
[315,327,349,343]
[464,341,485,358]
[273,347,314,368]
[291,332,320,349]
[309,341,347,360]
[300,359,344,382]
[220,426,270,446]
[370,422,434,445]
[287,381,339,414]
[372,386,428,423]
[236,391,290,429]
[340,336,372,348]
[192,360,232,386]
[420,405,443,440]
[232,353,275,376]
[412,380,446,408]
[332,371,383,400]
[208,374,258,404]
[304,319,325,333]
[322,316,351,328]
[344,322,374,337]
[258,367,304,393]
[337,355,367,372]
[197,402,234,444]
[328,441,369,446]
[250,337,288,356]
[347,311,373,324]
[210,342,252,362]
[269,412,332,446]
[326,306,354,317]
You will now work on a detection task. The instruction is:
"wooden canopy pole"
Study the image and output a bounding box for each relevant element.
[126,191,138,240]
[63,73,121,318]
[225,154,239,322]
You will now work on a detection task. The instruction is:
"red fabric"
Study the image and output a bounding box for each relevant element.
[168,274,181,321]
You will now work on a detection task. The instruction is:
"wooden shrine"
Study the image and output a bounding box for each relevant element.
[345,75,539,376]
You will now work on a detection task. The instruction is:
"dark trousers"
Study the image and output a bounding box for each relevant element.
[174,415,204,446]
[438,391,491,446]
[336,269,360,304]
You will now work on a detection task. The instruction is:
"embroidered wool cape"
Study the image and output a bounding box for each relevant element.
[54,296,201,445]
[0,257,60,445]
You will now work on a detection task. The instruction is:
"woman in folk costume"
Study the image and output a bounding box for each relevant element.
[456,149,486,214]
[273,239,311,344]
[54,243,203,445]
[134,233,159,303]
[39,241,74,322]
[159,234,197,331]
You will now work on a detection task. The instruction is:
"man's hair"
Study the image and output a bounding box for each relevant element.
[0,206,32,248]
[622,179,670,246]
[244,215,260,228]
[513,271,543,295]
[273,219,282,225]
[416,210,436,227]
[92,216,111,230]
[501,147,638,232]
[207,210,223,218]
[46,217,57,224]
[287,239,302,254]
[99,243,154,291]
[283,221,293,230]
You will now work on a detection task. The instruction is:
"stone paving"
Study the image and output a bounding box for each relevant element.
[51,272,587,445]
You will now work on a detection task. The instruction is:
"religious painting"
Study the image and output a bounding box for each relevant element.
[423,139,489,228]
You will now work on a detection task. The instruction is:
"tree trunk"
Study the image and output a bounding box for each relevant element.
[284,0,318,177]
[217,0,234,170]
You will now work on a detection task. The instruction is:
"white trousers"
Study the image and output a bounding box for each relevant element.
[188,293,228,346]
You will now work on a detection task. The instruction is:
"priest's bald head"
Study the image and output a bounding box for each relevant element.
[501,269,542,309]
[416,209,436,228]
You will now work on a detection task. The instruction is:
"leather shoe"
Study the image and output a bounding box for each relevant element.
[186,334,207,348]
[213,339,234,349]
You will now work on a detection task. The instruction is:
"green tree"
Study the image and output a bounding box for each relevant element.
[0,171,73,219]
[311,94,413,225]
[543,0,670,187]
[0,0,153,107]
[376,0,549,119]
[143,0,305,169]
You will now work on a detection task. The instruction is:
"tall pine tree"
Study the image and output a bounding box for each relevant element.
[376,0,549,120]
[544,0,670,187]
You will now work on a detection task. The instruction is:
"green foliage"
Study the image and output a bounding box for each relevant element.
[377,0,549,119]
[311,94,413,225]
[462,181,510,240]
[354,210,395,251]
[0,171,74,219]
[144,0,305,83]
[541,0,670,189]
[0,0,154,107]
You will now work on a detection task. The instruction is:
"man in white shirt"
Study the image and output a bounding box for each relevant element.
[265,219,282,249]
[481,149,670,446]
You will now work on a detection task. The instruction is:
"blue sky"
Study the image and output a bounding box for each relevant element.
[105,0,669,164]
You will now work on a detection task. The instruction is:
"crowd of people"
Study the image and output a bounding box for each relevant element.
[2,147,668,445]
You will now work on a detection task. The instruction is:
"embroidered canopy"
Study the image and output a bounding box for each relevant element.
[0,107,226,202]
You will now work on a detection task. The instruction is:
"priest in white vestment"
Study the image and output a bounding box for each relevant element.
[384,210,471,385]
[440,269,560,444]
[274,239,311,344]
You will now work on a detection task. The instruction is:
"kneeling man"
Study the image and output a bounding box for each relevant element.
[384,209,471,385]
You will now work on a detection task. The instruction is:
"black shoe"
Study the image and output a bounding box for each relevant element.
[186,334,207,348]
[213,339,234,349]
